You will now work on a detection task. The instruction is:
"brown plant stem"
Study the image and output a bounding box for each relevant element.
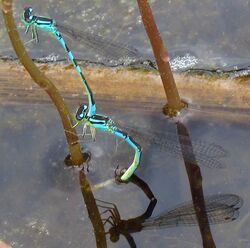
[1,0,84,165]
[136,0,186,116]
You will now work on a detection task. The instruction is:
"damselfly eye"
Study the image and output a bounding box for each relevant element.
[76,104,88,121]
[23,7,33,23]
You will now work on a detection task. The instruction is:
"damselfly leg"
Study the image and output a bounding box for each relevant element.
[25,24,39,43]
[25,25,30,34]
[32,25,39,43]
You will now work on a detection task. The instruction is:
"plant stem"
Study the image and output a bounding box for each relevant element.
[1,0,84,165]
[136,0,186,116]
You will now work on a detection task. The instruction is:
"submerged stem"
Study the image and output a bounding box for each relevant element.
[1,0,84,165]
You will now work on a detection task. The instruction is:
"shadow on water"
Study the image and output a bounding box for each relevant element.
[176,121,216,247]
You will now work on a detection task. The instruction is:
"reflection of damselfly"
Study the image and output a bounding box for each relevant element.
[98,194,242,245]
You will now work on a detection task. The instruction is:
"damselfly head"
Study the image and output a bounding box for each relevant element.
[76,104,88,121]
[23,7,34,23]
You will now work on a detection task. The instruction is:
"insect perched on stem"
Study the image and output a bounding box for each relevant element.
[22,7,142,181]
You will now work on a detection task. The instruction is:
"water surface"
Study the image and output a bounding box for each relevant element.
[0,101,249,247]
[0,0,249,74]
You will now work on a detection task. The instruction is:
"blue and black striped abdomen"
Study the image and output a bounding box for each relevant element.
[34,16,54,27]
[89,114,110,129]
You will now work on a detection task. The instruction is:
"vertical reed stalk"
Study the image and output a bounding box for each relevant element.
[136,0,186,116]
